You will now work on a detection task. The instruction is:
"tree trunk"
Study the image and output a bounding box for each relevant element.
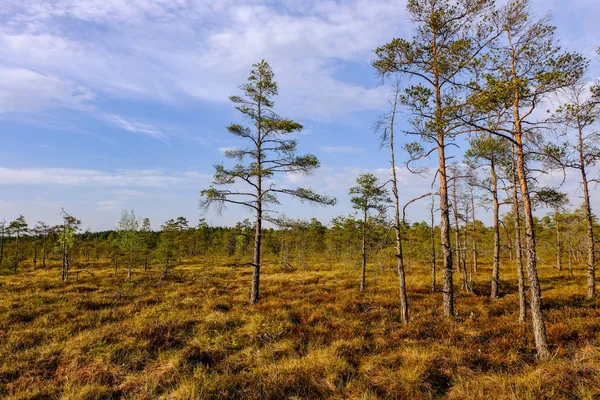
[462,205,471,287]
[42,234,46,268]
[491,162,501,298]
[439,137,454,317]
[250,97,264,305]
[452,177,468,291]
[14,230,20,273]
[62,242,69,282]
[0,226,4,266]
[583,172,595,297]
[555,208,562,271]
[431,197,437,292]
[512,145,526,323]
[128,252,132,279]
[578,121,596,298]
[360,210,367,291]
[65,250,70,281]
[33,247,37,266]
[389,101,409,322]
[471,190,478,276]
[508,32,549,359]
[251,203,262,304]
[515,121,550,360]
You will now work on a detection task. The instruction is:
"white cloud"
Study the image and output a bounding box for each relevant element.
[0,167,205,187]
[96,199,121,211]
[283,165,433,194]
[102,114,167,139]
[109,189,154,198]
[0,0,409,119]
[0,67,94,113]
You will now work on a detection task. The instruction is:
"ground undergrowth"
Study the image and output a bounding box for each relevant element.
[1,257,599,399]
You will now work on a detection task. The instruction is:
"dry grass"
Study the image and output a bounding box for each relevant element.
[1,257,599,399]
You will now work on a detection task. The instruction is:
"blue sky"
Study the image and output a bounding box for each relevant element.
[0,0,599,230]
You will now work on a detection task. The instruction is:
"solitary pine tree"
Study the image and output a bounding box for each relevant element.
[349,173,391,292]
[200,60,336,304]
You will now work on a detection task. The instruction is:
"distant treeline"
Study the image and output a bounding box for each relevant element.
[1,207,597,278]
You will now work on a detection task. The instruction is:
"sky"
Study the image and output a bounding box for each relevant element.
[0,0,599,231]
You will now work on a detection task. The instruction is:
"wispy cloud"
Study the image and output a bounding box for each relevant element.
[218,147,237,155]
[0,0,408,119]
[0,167,208,187]
[0,67,95,113]
[96,200,121,211]
[102,114,167,139]
[319,146,363,154]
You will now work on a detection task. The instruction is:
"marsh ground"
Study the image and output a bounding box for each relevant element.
[1,257,599,399]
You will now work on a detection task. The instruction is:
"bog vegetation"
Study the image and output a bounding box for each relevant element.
[2,0,600,398]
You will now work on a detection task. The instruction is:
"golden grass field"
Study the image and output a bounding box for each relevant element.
[1,257,599,399]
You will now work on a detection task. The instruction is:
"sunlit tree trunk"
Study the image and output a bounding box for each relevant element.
[388,92,409,321]
[490,160,501,298]
[511,145,526,323]
[578,117,596,297]
[514,106,550,359]
[431,197,437,292]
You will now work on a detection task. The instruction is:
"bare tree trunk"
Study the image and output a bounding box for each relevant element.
[471,188,478,276]
[439,139,454,317]
[578,122,596,298]
[251,203,262,304]
[33,246,37,266]
[452,176,468,291]
[555,208,562,271]
[62,242,69,282]
[512,145,526,323]
[491,162,501,298]
[389,91,409,322]
[42,233,46,268]
[581,168,596,299]
[463,204,472,288]
[431,197,437,292]
[360,210,367,292]
[0,225,4,266]
[515,121,550,360]
[13,230,20,273]
[128,252,132,280]
[250,99,264,305]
